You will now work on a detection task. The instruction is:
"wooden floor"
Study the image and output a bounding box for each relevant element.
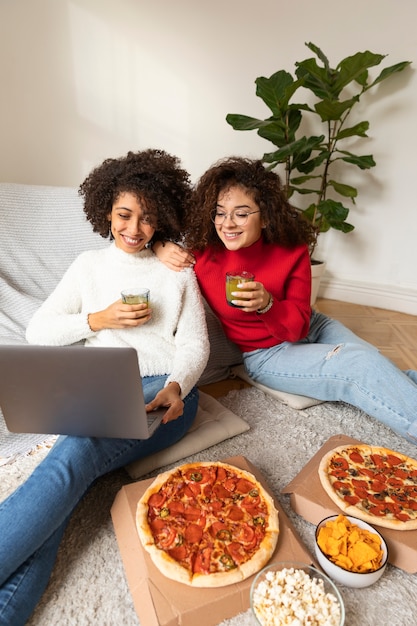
[200,299,417,398]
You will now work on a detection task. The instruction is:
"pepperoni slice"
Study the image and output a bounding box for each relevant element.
[236,478,256,494]
[213,484,232,499]
[352,479,368,489]
[168,501,185,516]
[358,468,376,479]
[235,523,256,544]
[185,524,203,544]
[349,451,365,464]
[193,547,212,574]
[148,492,167,509]
[344,494,360,505]
[224,478,237,492]
[157,526,177,549]
[330,457,349,471]
[387,477,403,488]
[332,480,350,492]
[353,487,369,500]
[168,544,188,562]
[395,511,411,522]
[370,480,386,493]
[386,454,404,466]
[183,505,204,522]
[330,469,349,479]
[226,541,247,564]
[210,521,229,538]
[370,454,386,469]
[227,504,245,521]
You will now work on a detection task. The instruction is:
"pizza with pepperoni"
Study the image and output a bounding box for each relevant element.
[318,444,417,530]
[136,461,279,586]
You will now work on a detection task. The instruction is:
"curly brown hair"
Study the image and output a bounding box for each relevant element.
[184,156,315,250]
[79,149,191,242]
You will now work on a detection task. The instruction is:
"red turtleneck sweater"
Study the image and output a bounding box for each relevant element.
[193,237,312,352]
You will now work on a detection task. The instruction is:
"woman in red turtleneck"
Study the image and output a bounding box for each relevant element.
[155,156,417,445]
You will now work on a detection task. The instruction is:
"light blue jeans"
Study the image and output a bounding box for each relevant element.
[243,310,417,444]
[0,376,199,626]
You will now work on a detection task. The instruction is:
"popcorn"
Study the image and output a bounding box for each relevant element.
[252,567,341,626]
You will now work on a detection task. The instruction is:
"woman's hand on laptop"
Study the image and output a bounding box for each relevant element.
[145,382,183,423]
[87,300,152,331]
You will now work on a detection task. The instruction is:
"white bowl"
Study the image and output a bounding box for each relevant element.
[315,515,388,588]
[251,561,345,626]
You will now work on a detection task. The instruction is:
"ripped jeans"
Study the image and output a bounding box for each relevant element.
[243,310,417,444]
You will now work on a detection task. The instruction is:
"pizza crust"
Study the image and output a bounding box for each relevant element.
[136,461,279,586]
[319,444,417,531]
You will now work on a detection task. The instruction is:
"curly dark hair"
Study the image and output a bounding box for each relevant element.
[184,156,316,250]
[79,149,191,242]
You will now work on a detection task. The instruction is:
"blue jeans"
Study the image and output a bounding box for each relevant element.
[243,310,417,443]
[0,376,199,626]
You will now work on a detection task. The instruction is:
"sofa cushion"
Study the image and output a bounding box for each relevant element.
[198,301,243,385]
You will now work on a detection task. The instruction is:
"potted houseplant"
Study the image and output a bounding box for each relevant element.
[226,43,411,302]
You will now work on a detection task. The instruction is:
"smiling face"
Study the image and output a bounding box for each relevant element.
[214,185,265,250]
[107,191,156,253]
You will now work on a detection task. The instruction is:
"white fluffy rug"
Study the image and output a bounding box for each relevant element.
[1,387,416,626]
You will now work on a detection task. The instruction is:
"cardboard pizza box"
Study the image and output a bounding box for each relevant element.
[281,434,417,574]
[111,455,315,626]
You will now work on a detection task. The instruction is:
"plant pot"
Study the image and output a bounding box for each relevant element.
[310,260,326,305]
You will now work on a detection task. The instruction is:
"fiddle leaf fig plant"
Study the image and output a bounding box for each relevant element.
[226,43,411,258]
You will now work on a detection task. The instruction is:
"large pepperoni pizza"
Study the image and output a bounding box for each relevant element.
[318,444,417,530]
[136,461,279,586]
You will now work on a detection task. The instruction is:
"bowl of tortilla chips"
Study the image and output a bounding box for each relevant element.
[315,514,388,588]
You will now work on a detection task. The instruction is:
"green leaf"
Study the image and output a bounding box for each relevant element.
[295,58,337,99]
[368,61,411,88]
[338,152,376,169]
[294,187,321,195]
[328,180,358,199]
[334,51,386,92]
[255,71,303,116]
[290,174,321,185]
[314,96,359,122]
[295,150,329,174]
[318,199,355,231]
[335,121,369,140]
[257,121,289,147]
[305,43,331,71]
[225,114,266,131]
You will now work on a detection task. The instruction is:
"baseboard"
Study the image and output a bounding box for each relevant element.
[319,278,417,315]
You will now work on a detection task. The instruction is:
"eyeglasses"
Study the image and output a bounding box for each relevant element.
[210,209,261,226]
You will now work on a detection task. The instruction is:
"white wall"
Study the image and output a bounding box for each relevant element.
[1,0,416,313]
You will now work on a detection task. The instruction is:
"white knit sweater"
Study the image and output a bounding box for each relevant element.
[26,244,209,398]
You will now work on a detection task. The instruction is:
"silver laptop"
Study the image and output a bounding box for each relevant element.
[0,345,164,439]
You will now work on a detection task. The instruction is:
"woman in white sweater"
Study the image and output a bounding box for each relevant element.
[0,149,209,625]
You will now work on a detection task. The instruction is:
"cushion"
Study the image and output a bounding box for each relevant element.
[125,391,249,478]
[197,301,243,385]
[231,365,324,410]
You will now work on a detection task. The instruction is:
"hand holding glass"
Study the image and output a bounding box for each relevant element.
[225,272,254,307]
[121,288,150,306]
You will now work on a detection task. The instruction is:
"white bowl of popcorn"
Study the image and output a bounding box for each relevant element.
[250,561,345,626]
